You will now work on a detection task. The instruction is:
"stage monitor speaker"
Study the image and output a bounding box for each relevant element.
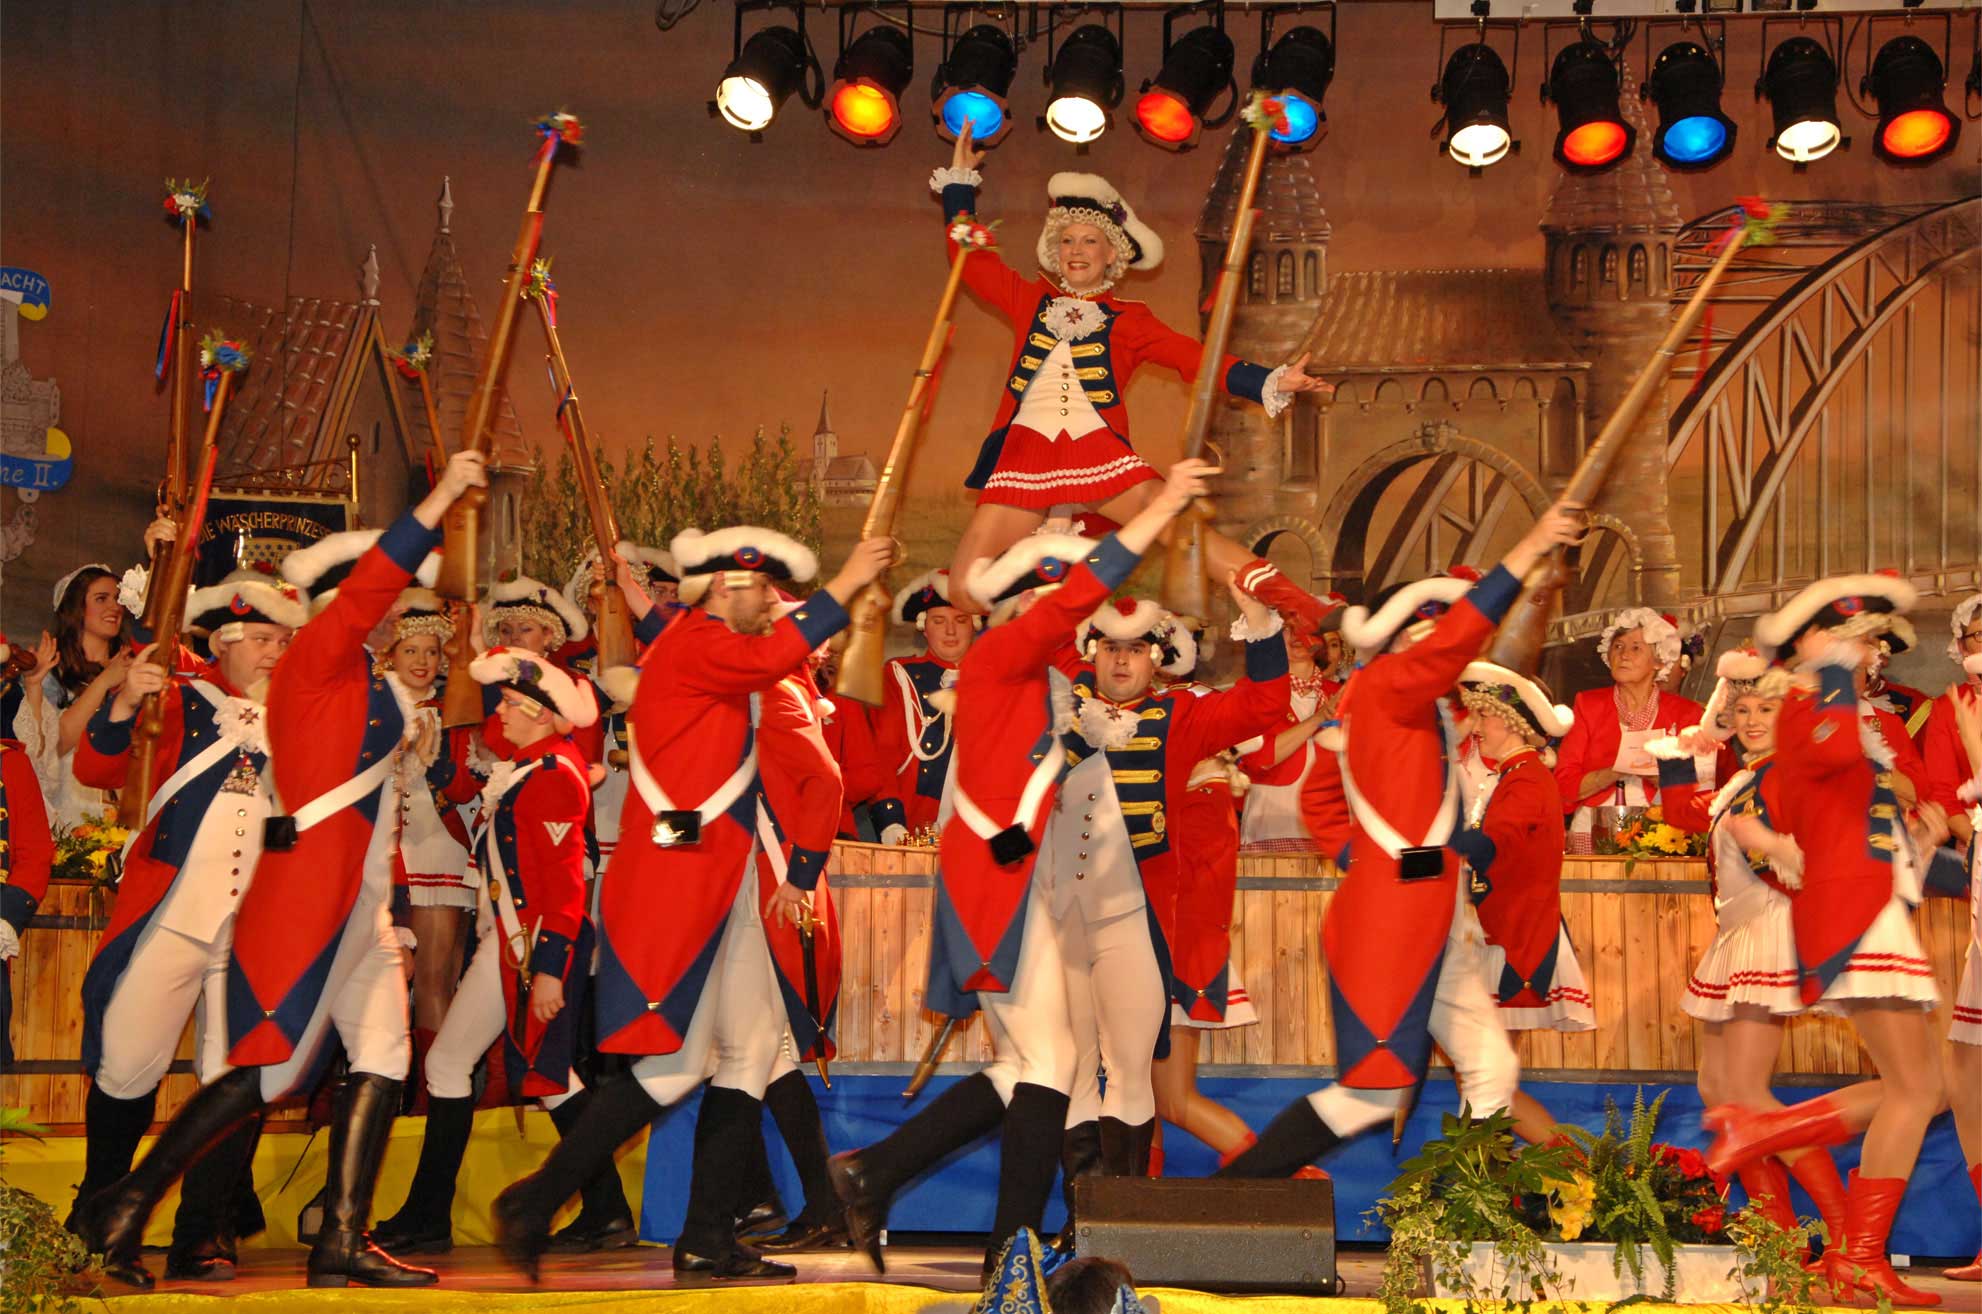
[1071,1176,1338,1294]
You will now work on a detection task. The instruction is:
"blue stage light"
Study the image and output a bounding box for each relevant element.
[1272,92,1322,145]
[1660,114,1727,164]
[941,90,1006,140]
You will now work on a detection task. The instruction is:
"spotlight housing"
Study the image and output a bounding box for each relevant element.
[1761,35,1842,164]
[1866,35,1959,165]
[716,25,814,133]
[1253,25,1335,150]
[1547,40,1635,172]
[1135,27,1236,152]
[932,23,1018,146]
[1646,41,1737,169]
[1440,42,1514,169]
[1044,24,1124,145]
[827,25,912,146]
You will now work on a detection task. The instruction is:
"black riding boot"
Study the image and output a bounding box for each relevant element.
[731,1109,786,1241]
[985,1083,1072,1274]
[493,1071,660,1281]
[754,1069,848,1252]
[545,1090,638,1252]
[370,1094,475,1254]
[1055,1119,1103,1250]
[674,1086,795,1280]
[1098,1116,1155,1177]
[828,1071,1007,1274]
[76,1068,263,1291]
[1215,1097,1341,1179]
[305,1074,438,1288]
[66,1085,157,1233]
[165,1113,261,1279]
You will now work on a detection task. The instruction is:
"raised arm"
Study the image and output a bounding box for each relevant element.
[1171,582,1291,763]
[933,125,1031,322]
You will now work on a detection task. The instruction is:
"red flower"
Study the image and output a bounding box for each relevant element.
[1691,1205,1725,1233]
[1735,195,1772,220]
[1672,1147,1709,1180]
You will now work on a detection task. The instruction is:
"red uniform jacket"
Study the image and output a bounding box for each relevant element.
[1552,688,1705,813]
[0,741,53,1069]
[821,691,890,838]
[1919,683,1980,814]
[592,595,847,1055]
[1310,563,1524,1089]
[874,653,959,833]
[1236,680,1340,788]
[1772,663,1913,1002]
[226,513,438,1066]
[754,673,844,1061]
[1451,749,1569,1008]
[1864,705,1931,800]
[477,733,591,1097]
[926,536,1141,1003]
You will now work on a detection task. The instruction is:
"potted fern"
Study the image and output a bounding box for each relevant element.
[1375,1091,1820,1310]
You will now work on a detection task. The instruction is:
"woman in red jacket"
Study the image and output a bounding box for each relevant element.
[1552,608,1704,852]
[931,125,1332,628]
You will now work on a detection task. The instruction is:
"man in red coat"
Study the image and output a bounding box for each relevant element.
[1220,498,1584,1178]
[491,525,895,1282]
[371,649,598,1255]
[1451,663,1586,1143]
[870,569,977,840]
[828,460,1216,1276]
[1919,593,1982,847]
[0,706,54,1071]
[78,449,489,1291]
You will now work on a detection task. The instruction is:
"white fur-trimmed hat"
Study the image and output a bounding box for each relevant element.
[281,530,441,612]
[1696,645,1790,740]
[966,533,1097,611]
[1078,597,1198,678]
[670,526,818,586]
[892,569,976,630]
[561,540,681,611]
[1754,572,1919,659]
[1598,607,1684,681]
[484,574,589,648]
[387,586,454,644]
[1340,571,1478,660]
[189,567,309,635]
[1459,660,1573,748]
[1039,172,1164,278]
[1949,592,1982,665]
[471,646,598,728]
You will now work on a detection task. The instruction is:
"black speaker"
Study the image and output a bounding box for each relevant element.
[1071,1176,1338,1294]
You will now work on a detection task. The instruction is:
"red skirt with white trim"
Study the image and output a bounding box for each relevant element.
[1809,897,1939,1014]
[1951,943,1982,1046]
[974,423,1160,510]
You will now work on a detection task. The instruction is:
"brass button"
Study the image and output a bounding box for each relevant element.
[236,808,247,818]
[234,828,245,837]
[368,719,380,727]
[231,850,242,858]
[1087,793,1097,801]
[1080,832,1089,839]
[1059,408,1069,416]
[230,868,239,877]
[1075,872,1085,880]
[1078,851,1087,860]
[1083,813,1092,822]
[229,888,238,896]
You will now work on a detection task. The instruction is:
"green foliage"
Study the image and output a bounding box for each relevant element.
[522,428,822,588]
[1723,1204,1826,1314]
[0,1108,100,1314]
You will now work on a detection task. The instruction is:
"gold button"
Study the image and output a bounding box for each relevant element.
[1078,851,1087,860]
[1083,813,1092,822]
[230,888,239,896]
[1080,832,1089,839]
[237,808,247,818]
[1087,793,1097,801]
[231,850,241,858]
[1059,408,1068,416]
[1075,872,1085,880]
[230,868,239,876]
[234,828,245,837]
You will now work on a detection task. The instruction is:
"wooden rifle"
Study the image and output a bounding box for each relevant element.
[437,112,581,728]
[836,227,983,707]
[143,180,206,636]
[1159,115,1274,619]
[523,259,636,673]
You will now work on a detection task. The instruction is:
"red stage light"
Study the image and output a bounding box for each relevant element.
[1880,106,1953,159]
[1561,119,1628,168]
[1134,90,1196,144]
[830,83,898,140]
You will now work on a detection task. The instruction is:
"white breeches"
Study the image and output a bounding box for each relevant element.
[1063,906,1166,1126]
[629,869,783,1106]
[423,920,580,1104]
[1303,929,1519,1139]
[94,921,235,1099]
[239,895,411,1101]
[978,891,1078,1104]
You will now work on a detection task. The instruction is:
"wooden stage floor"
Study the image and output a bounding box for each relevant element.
[105,1244,1982,1308]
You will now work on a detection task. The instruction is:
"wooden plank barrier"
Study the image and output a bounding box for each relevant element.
[7,852,1971,1127]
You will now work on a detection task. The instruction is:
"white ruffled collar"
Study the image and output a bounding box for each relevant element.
[1075,694,1142,751]
[1041,296,1106,343]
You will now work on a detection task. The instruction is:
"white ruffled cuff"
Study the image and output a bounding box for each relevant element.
[1260,364,1294,420]
[119,565,150,617]
[929,166,984,193]
[1957,775,1982,806]
[1766,838,1805,890]
[0,921,19,961]
[394,926,418,951]
[1229,611,1286,644]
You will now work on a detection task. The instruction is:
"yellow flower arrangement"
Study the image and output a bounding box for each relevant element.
[53,810,131,885]
[1545,1171,1597,1241]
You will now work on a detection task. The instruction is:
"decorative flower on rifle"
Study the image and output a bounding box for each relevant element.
[948,215,999,250]
[390,331,435,381]
[534,111,585,149]
[199,333,251,374]
[1241,93,1291,138]
[163,177,212,225]
[523,257,558,301]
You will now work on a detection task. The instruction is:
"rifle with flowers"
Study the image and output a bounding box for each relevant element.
[388,331,449,467]
[523,258,636,673]
[837,212,995,707]
[437,111,582,728]
[118,336,248,829]
[141,179,211,634]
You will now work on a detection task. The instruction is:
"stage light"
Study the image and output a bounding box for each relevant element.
[1547,40,1635,171]
[1440,43,1514,169]
[716,25,813,133]
[1762,36,1842,164]
[1045,24,1124,145]
[1135,27,1235,151]
[1253,25,1335,149]
[1646,41,1736,169]
[1867,35,1959,164]
[932,24,1017,146]
[827,25,912,146]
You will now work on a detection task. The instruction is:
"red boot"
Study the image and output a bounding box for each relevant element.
[1737,1157,1798,1234]
[1147,1123,1165,1178]
[1840,1170,1941,1307]
[1945,1163,1982,1282]
[1782,1149,1853,1295]
[1237,559,1332,633]
[1703,1096,1853,1178]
